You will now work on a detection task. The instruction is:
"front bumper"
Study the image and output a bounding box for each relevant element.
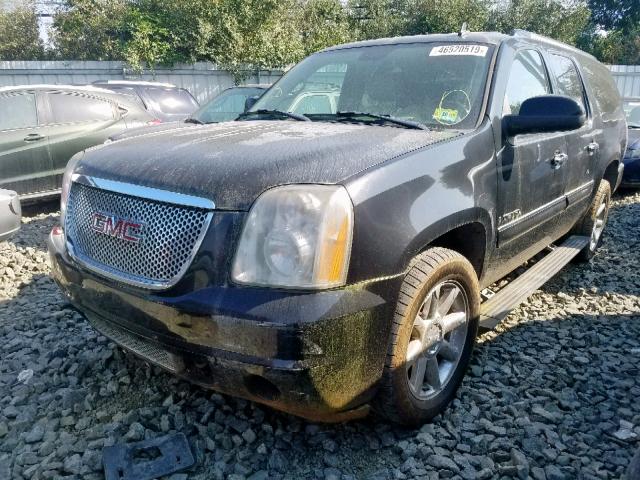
[621,155,640,188]
[0,190,21,242]
[48,227,401,421]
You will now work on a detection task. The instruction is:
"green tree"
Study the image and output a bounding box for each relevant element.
[488,0,591,46]
[347,0,410,40]
[406,0,491,35]
[52,0,129,60]
[587,0,639,31]
[0,1,44,60]
[300,0,353,55]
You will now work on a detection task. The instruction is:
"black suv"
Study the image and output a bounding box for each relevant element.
[49,31,626,425]
[92,81,199,123]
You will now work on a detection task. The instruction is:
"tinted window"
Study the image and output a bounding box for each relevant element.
[624,100,640,127]
[194,88,264,123]
[548,54,586,112]
[49,93,114,123]
[504,50,550,115]
[0,93,38,130]
[144,88,198,115]
[580,56,622,118]
[254,43,495,128]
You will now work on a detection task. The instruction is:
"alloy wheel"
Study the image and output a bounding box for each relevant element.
[589,196,608,252]
[406,280,469,400]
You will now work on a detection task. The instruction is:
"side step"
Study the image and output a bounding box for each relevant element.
[479,235,589,330]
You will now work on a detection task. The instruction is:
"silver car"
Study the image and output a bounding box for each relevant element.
[0,189,21,241]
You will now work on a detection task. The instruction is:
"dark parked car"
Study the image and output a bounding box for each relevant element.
[621,98,640,187]
[49,31,626,425]
[93,81,199,123]
[107,85,271,143]
[0,189,21,241]
[0,85,153,201]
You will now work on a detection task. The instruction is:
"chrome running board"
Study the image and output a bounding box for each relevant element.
[479,235,589,330]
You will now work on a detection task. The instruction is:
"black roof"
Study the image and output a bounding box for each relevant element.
[321,30,594,60]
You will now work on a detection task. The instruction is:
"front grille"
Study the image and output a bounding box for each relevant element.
[86,313,184,373]
[65,182,212,289]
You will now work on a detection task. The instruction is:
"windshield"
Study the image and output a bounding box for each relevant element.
[250,42,494,129]
[624,100,640,128]
[144,87,199,115]
[193,87,265,123]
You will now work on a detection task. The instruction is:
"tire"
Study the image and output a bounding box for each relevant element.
[573,179,611,262]
[374,247,480,426]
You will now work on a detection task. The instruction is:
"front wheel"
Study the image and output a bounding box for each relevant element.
[574,180,611,262]
[374,248,480,426]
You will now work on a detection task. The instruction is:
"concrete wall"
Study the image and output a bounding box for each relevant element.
[0,61,284,104]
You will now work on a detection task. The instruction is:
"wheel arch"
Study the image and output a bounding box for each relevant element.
[602,158,621,191]
[405,208,493,281]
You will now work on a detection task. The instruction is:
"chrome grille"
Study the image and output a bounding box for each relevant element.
[65,182,212,289]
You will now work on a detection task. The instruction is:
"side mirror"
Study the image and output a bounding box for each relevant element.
[244,95,260,112]
[503,95,585,137]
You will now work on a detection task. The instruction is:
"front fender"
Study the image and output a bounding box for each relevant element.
[344,122,497,284]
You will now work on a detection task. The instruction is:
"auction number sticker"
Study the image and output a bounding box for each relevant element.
[429,45,488,57]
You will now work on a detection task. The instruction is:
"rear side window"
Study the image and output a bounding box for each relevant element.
[49,93,114,124]
[579,57,622,119]
[144,88,198,115]
[0,93,38,130]
[503,50,550,115]
[547,54,586,112]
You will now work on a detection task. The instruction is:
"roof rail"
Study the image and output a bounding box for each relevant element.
[509,28,590,56]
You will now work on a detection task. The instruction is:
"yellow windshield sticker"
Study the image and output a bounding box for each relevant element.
[430,45,488,57]
[433,107,459,124]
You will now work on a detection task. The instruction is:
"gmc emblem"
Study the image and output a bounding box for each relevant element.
[90,212,144,244]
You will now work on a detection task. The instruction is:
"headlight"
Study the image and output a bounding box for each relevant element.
[60,152,83,222]
[232,185,354,289]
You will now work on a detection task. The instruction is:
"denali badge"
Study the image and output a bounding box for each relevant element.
[90,212,144,244]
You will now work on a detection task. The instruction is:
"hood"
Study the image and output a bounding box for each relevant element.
[77,121,459,210]
[111,121,190,142]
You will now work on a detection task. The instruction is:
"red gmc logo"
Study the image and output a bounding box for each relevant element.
[90,212,144,244]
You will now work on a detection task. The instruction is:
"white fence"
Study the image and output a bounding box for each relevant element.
[1,60,639,103]
[0,61,284,103]
[609,65,640,100]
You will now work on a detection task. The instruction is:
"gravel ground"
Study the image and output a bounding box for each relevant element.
[1,192,639,480]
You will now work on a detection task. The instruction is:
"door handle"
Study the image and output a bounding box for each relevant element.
[551,152,568,169]
[586,142,599,154]
[23,133,44,142]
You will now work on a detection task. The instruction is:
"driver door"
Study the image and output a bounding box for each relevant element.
[496,49,568,247]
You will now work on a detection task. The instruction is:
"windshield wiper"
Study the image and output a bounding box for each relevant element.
[237,109,310,122]
[184,117,203,124]
[335,111,428,130]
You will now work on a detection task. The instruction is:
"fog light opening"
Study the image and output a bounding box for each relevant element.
[245,374,280,401]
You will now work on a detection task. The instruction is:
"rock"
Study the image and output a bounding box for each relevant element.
[24,424,45,443]
[242,428,257,444]
[63,454,83,475]
[124,422,145,442]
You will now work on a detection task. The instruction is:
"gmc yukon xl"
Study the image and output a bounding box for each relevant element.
[48,30,626,425]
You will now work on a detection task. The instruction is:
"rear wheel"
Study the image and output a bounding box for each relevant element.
[574,180,611,262]
[374,248,480,426]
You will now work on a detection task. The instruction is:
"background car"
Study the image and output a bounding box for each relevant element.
[0,85,153,201]
[93,80,199,123]
[193,84,270,123]
[0,189,21,241]
[622,97,640,187]
[108,84,271,142]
